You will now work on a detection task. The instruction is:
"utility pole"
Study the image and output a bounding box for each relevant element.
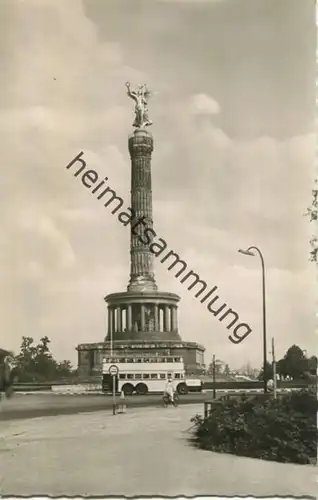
[272,337,277,399]
[212,354,216,399]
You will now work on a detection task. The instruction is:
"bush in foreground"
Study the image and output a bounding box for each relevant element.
[190,390,317,465]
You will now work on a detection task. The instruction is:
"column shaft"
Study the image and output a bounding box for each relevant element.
[172,306,178,331]
[112,308,116,333]
[163,306,169,331]
[140,304,145,331]
[127,304,132,331]
[127,131,157,292]
[116,307,122,332]
[154,304,159,331]
[108,307,114,336]
[170,306,173,331]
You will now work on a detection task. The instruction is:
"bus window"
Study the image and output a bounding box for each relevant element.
[167,373,172,378]
[142,374,150,379]
[174,373,181,379]
[150,358,156,363]
[126,358,134,363]
[159,374,166,379]
[150,373,158,379]
[157,358,164,363]
[135,373,142,379]
[127,374,134,380]
[166,357,173,362]
[119,374,126,380]
[136,359,142,363]
[144,358,150,363]
[174,357,181,362]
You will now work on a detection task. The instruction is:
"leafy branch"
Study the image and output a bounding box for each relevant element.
[305,179,318,262]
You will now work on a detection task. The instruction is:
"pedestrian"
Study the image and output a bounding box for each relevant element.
[119,389,126,413]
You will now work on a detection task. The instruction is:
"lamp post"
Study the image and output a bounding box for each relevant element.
[238,246,268,393]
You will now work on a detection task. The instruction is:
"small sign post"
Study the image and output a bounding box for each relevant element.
[212,354,216,399]
[272,338,277,400]
[109,364,119,415]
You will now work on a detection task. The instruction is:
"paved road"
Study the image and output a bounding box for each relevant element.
[0,389,292,421]
[0,393,207,420]
[1,404,315,496]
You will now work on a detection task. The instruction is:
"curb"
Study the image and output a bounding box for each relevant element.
[14,388,293,396]
[15,391,103,396]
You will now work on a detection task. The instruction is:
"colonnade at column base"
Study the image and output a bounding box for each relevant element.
[104,290,182,343]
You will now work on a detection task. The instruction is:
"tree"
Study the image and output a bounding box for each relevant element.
[275,345,316,381]
[258,361,273,382]
[244,362,254,377]
[308,356,317,376]
[223,364,231,377]
[281,345,308,380]
[15,337,37,380]
[238,363,256,377]
[32,336,58,380]
[0,348,14,363]
[276,358,288,379]
[256,345,316,382]
[56,360,74,378]
[207,359,224,376]
[305,180,318,262]
[14,336,73,382]
[37,336,51,354]
[299,355,317,382]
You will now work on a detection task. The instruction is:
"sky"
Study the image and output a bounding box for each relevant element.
[1,0,316,369]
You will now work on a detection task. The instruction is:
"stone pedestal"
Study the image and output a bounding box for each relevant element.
[77,340,205,378]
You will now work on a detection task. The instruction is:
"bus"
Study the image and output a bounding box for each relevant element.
[101,355,202,395]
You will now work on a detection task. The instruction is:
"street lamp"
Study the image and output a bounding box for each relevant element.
[238,246,268,393]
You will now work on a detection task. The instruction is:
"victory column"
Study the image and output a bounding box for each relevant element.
[76,83,205,377]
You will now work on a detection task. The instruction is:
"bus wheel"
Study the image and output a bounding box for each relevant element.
[122,383,134,396]
[135,383,148,395]
[177,383,188,395]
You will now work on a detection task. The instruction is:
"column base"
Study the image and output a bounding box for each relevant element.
[127,276,158,292]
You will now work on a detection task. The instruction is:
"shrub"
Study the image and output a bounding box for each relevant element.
[191,390,318,464]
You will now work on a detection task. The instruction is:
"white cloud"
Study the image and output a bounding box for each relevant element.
[189,93,221,115]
